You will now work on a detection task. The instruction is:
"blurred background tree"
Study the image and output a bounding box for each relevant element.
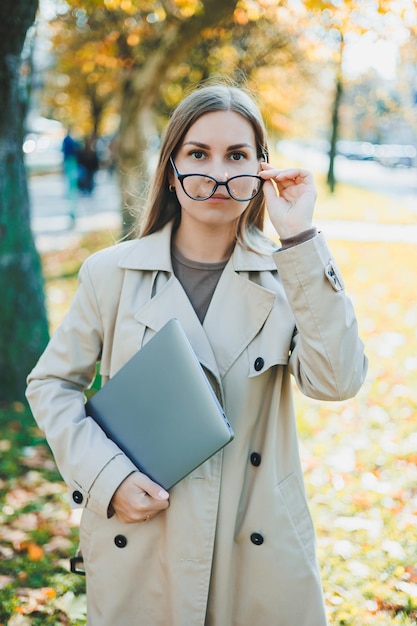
[302,0,412,192]
[40,0,327,233]
[44,0,249,234]
[0,0,49,402]
[37,0,417,213]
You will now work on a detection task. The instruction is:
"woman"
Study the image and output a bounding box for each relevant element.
[27,83,367,626]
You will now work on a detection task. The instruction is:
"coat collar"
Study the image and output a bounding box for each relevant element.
[118,221,278,379]
[118,220,278,273]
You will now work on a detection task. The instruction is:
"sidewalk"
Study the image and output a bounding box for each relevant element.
[29,169,123,253]
[29,170,417,252]
[265,218,417,244]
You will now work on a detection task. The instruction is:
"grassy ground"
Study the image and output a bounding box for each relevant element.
[1,177,417,624]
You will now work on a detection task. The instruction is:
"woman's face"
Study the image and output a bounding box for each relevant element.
[170,110,260,230]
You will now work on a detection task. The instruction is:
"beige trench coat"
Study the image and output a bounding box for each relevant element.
[27,221,367,626]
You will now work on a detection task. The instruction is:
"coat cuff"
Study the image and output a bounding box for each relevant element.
[69,452,137,518]
[279,227,318,250]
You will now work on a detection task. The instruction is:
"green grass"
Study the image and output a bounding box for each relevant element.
[297,239,417,625]
[0,404,87,625]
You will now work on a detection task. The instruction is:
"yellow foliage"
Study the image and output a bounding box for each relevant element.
[81,60,96,74]
[127,32,140,46]
[234,8,249,24]
[174,0,202,18]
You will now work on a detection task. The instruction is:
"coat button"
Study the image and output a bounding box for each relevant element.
[250,532,264,545]
[72,490,83,504]
[114,535,127,548]
[250,452,261,467]
[254,357,264,371]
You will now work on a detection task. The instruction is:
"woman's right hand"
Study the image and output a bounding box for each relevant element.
[111,471,170,523]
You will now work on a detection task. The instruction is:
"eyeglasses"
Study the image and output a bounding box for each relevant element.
[169,157,264,202]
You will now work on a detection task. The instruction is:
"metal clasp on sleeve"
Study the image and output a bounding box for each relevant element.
[325,261,344,291]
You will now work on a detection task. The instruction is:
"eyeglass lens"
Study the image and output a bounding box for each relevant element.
[182,175,262,201]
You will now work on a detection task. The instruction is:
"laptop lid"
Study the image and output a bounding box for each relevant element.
[86,318,234,490]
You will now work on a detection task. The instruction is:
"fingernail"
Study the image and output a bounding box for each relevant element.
[158,489,169,499]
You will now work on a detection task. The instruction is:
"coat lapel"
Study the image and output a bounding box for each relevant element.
[134,276,221,379]
[118,221,278,380]
[118,223,220,377]
[203,248,277,378]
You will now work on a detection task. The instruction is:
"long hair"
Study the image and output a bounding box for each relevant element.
[139,83,271,251]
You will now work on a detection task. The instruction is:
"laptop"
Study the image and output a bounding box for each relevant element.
[86,318,234,490]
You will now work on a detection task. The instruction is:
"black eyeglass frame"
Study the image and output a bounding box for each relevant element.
[169,156,264,202]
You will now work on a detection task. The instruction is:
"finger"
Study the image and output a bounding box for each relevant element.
[262,173,298,198]
[259,163,281,180]
[111,473,169,523]
[260,163,313,184]
[115,497,168,523]
[133,472,170,502]
[274,169,314,186]
[118,508,158,524]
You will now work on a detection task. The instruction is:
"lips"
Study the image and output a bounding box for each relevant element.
[209,193,230,200]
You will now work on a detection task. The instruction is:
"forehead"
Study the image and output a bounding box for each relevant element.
[181,110,257,149]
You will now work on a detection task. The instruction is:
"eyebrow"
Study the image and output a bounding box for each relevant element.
[182,141,255,151]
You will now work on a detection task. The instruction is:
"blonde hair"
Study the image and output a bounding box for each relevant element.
[139,83,272,252]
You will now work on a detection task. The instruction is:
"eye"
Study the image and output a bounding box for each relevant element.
[229,152,246,161]
[190,150,206,160]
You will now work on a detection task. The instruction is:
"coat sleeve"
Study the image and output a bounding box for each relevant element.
[274,233,368,401]
[26,257,137,518]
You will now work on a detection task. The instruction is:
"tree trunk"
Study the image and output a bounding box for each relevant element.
[0,0,49,402]
[327,72,343,194]
[327,32,344,194]
[117,90,156,237]
[117,0,239,237]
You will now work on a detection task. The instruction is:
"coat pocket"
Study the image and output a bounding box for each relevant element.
[278,473,316,565]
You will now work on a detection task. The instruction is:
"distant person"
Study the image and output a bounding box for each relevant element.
[62,129,79,221]
[27,82,368,626]
[77,136,99,195]
[62,130,78,194]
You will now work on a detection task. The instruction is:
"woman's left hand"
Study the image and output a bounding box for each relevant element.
[259,163,317,239]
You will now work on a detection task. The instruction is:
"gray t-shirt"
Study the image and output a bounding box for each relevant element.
[171,245,227,323]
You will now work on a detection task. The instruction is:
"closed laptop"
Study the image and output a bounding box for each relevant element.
[86,318,234,490]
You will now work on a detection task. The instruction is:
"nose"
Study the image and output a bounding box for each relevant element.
[208,157,229,181]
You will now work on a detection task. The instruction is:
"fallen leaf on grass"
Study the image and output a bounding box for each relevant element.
[44,535,74,554]
[13,512,39,532]
[54,591,87,620]
[8,614,32,626]
[1,526,29,547]
[396,581,417,597]
[5,487,39,512]
[20,540,44,561]
[21,445,58,471]
[0,574,14,589]
[405,566,417,583]
[14,586,57,614]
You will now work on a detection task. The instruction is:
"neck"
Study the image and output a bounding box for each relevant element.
[173,222,235,263]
